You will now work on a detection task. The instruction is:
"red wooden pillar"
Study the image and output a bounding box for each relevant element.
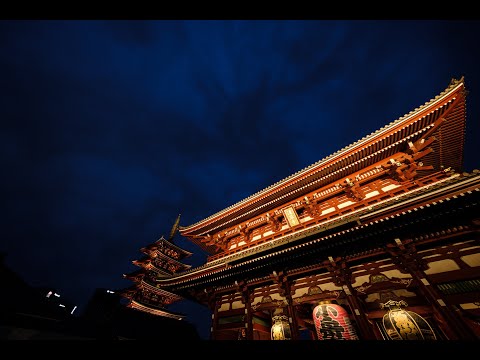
[325,256,377,340]
[272,271,300,340]
[207,289,218,340]
[241,286,254,340]
[284,280,300,340]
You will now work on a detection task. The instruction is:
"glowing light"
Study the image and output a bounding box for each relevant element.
[54,293,60,297]
[312,302,359,340]
[106,290,115,294]
[71,306,77,315]
[59,304,65,308]
[46,291,52,298]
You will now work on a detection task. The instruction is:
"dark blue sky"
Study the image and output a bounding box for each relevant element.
[1,20,479,339]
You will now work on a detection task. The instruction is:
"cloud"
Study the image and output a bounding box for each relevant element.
[1,20,479,338]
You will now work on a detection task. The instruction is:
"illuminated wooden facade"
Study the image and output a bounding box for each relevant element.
[133,78,480,339]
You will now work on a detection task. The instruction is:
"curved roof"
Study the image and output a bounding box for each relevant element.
[127,300,185,320]
[161,170,480,288]
[179,77,467,240]
[142,237,193,257]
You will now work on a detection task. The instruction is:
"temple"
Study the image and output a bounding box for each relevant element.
[125,77,480,340]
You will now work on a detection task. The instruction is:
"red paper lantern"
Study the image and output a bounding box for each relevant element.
[312,302,359,340]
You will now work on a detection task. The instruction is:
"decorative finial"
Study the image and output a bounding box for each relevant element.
[168,213,181,242]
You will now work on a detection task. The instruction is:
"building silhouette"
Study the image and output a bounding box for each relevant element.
[0,252,199,340]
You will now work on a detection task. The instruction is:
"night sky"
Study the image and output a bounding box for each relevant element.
[1,20,479,340]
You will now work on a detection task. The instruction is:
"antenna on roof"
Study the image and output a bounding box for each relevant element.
[168,213,181,242]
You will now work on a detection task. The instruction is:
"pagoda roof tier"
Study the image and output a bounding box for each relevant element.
[141,236,193,258]
[132,252,191,270]
[157,170,480,289]
[122,270,171,284]
[127,300,185,320]
[152,268,174,277]
[154,251,192,269]
[179,78,467,242]
[119,280,184,302]
[123,269,146,282]
[139,279,184,301]
[126,263,174,278]
[117,286,138,299]
[131,256,151,268]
